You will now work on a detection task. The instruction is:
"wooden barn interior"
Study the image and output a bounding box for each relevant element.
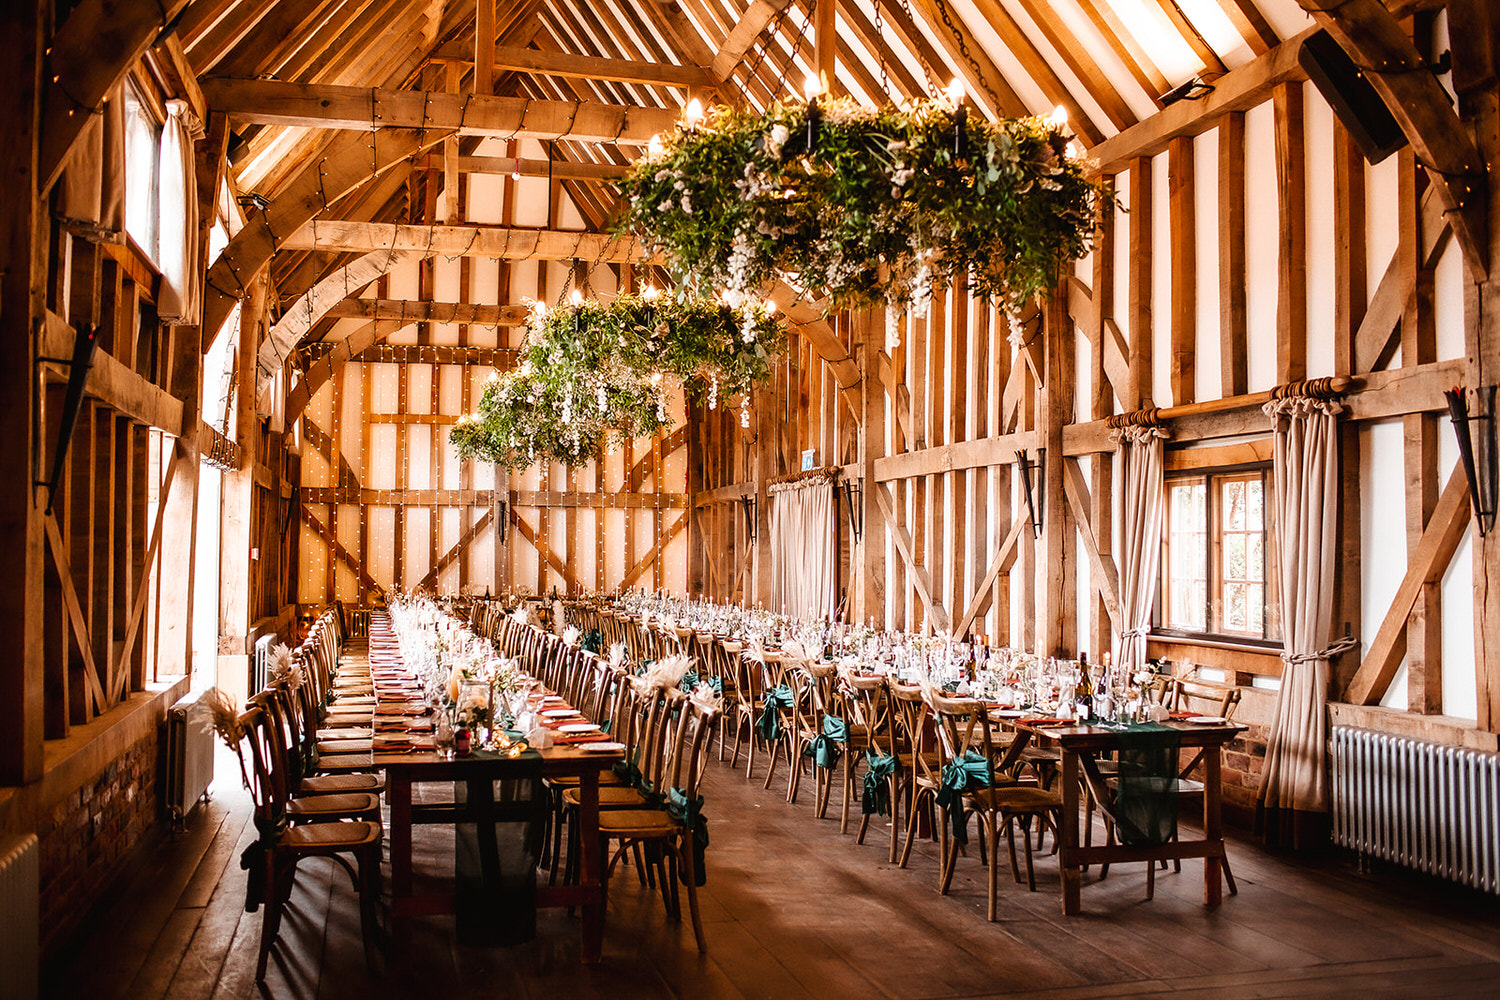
[2,0,1500,997]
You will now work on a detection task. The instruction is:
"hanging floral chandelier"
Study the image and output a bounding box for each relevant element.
[615,85,1109,315]
[450,289,784,470]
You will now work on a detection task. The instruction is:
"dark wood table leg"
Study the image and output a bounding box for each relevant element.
[1204,742,1224,905]
[1060,748,1081,915]
[390,769,413,928]
[578,767,604,963]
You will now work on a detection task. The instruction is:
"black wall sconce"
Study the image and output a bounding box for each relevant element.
[496,498,510,543]
[1016,449,1045,538]
[1445,385,1496,536]
[741,495,757,540]
[841,479,863,543]
[38,323,99,515]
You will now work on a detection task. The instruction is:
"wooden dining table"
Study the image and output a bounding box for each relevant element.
[1005,717,1245,915]
[376,741,622,963]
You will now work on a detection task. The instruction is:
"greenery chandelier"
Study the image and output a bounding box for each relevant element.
[615,87,1109,314]
[450,290,784,470]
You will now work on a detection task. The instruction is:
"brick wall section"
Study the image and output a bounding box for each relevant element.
[1215,723,1269,827]
[35,728,161,956]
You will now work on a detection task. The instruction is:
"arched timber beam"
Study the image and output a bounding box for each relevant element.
[1298,0,1487,278]
[768,287,865,422]
[200,126,451,351]
[286,318,412,426]
[256,248,424,414]
[39,0,195,191]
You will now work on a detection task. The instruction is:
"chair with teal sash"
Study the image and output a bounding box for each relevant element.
[597,694,721,952]
[842,669,905,857]
[928,692,1061,915]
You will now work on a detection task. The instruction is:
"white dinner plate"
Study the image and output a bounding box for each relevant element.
[558,723,598,733]
[542,709,580,718]
[1186,715,1227,724]
[580,741,625,752]
[994,708,1024,718]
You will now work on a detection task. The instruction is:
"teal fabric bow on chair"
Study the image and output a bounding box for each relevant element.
[862,751,898,816]
[756,684,793,741]
[582,628,603,653]
[935,750,993,845]
[804,714,848,769]
[239,811,288,911]
[666,787,709,886]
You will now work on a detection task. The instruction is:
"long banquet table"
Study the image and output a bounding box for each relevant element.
[365,613,623,963]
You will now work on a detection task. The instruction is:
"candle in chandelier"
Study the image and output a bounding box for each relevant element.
[947,78,967,159]
[1046,104,1069,129]
[569,288,584,333]
[683,98,704,129]
[803,73,824,152]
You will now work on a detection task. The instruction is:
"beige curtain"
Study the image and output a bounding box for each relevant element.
[769,478,836,620]
[1259,395,1355,849]
[158,99,204,325]
[55,84,125,242]
[1114,424,1166,675]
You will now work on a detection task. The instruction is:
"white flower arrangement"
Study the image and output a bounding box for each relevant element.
[643,654,694,692]
[562,625,581,647]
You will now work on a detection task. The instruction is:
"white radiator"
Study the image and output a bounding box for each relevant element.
[0,834,39,1000]
[1331,725,1500,894]
[167,689,217,828]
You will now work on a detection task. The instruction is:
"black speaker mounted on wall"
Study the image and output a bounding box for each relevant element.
[1298,30,1409,164]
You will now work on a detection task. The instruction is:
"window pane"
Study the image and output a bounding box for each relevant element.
[1165,480,1207,631]
[1217,474,1268,637]
[1246,478,1263,530]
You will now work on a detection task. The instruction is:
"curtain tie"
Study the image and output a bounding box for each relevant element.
[1279,635,1359,666]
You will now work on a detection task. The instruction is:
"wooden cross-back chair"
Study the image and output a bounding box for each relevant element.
[234,705,382,983]
[841,669,905,858]
[597,693,721,952]
[926,692,1061,911]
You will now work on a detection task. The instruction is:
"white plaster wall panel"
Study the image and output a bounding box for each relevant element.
[369,425,397,490]
[404,507,430,590]
[386,320,419,345]
[1303,86,1336,379]
[369,362,398,412]
[407,425,431,491]
[1074,307,1094,424]
[1436,424,1477,719]
[308,372,333,427]
[467,170,505,225]
[605,508,626,589]
[1361,419,1407,705]
[336,503,359,599]
[1365,153,1400,309]
[1110,172,1133,359]
[339,365,365,482]
[509,258,540,303]
[1243,101,1278,393]
[299,515,324,602]
[368,506,394,589]
[466,507,494,593]
[1434,240,1467,361]
[1383,663,1409,710]
[1193,127,1222,402]
[1152,150,1173,406]
[388,257,419,299]
[301,427,330,487]
[438,507,460,594]
[406,364,432,414]
[470,256,501,312]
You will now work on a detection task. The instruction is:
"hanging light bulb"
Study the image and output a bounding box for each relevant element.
[647,134,664,158]
[642,285,660,301]
[511,158,521,181]
[764,299,776,315]
[1046,104,1069,128]
[945,78,965,107]
[804,73,824,103]
[569,288,584,306]
[1066,141,1082,160]
[683,98,704,128]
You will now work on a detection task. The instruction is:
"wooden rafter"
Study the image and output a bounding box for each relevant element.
[434,41,716,89]
[201,77,680,143]
[279,221,654,260]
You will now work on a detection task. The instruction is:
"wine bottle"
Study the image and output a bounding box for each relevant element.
[1074,651,1094,722]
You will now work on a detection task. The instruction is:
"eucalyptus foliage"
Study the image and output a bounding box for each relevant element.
[616,96,1108,312]
[449,293,784,470]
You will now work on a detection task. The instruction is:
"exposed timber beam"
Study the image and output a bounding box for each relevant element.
[324,299,531,325]
[1086,28,1315,171]
[279,221,655,261]
[297,343,519,368]
[1294,0,1487,278]
[434,42,716,89]
[711,0,794,81]
[452,155,628,179]
[200,77,679,143]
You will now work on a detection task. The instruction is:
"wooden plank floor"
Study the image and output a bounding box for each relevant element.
[46,729,1500,999]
